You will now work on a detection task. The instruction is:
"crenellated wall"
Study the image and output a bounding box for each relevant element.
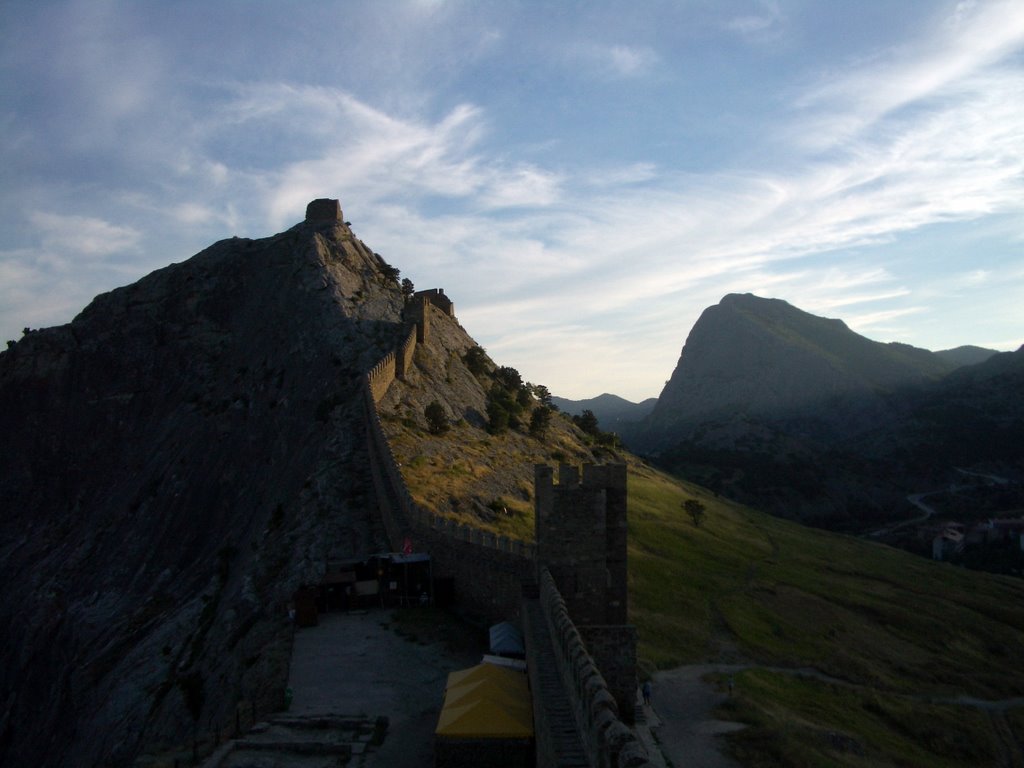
[359,291,650,766]
[366,351,397,404]
[533,569,652,768]
[396,326,417,379]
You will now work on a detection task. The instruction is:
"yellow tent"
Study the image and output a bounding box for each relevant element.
[435,663,533,739]
[445,662,525,690]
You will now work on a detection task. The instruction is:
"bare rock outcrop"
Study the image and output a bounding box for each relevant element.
[0,205,405,766]
[644,293,955,444]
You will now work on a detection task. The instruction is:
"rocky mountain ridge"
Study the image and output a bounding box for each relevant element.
[0,203,405,766]
[640,293,959,445]
[629,293,1022,528]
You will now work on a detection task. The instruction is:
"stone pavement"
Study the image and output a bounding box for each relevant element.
[204,609,479,768]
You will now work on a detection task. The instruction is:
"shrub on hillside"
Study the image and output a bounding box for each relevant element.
[464,345,489,376]
[486,398,511,434]
[530,406,553,438]
[425,401,449,434]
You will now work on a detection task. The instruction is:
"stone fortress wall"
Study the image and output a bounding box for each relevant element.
[309,193,653,767]
[361,324,652,767]
[530,568,650,768]
[363,376,536,622]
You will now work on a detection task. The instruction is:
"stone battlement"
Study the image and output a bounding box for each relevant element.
[359,288,648,766]
[413,288,455,317]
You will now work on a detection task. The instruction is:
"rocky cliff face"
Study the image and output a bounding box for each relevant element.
[0,208,405,766]
[633,294,1021,528]
[643,293,955,445]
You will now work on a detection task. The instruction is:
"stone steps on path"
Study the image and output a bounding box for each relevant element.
[199,713,386,768]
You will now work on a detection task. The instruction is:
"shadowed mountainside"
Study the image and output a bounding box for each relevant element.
[0,211,405,766]
[641,293,958,445]
[630,294,1021,528]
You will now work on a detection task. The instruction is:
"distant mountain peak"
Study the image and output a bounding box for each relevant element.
[642,293,955,440]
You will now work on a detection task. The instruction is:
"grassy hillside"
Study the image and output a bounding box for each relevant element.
[381,307,1024,766]
[378,308,615,541]
[629,463,1024,766]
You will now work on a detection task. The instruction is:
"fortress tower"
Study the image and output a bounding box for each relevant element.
[305,198,343,224]
[534,463,637,722]
[408,288,455,344]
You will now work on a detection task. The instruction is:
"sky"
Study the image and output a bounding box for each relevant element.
[1,1,1023,401]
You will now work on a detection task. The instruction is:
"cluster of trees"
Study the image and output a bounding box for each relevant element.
[571,408,621,448]
[486,364,534,434]
[421,344,630,450]
[461,346,557,439]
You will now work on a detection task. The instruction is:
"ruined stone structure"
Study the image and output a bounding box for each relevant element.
[305,198,343,224]
[360,282,651,768]
[406,288,455,345]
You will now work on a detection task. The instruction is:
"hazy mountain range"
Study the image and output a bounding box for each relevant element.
[550,392,656,426]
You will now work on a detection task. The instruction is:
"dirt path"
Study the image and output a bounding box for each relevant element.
[649,661,1024,768]
[649,665,746,768]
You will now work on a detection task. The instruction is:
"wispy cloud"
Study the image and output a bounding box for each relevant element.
[2,2,1022,398]
[795,0,1024,147]
[569,42,658,78]
[724,0,783,40]
[29,212,141,257]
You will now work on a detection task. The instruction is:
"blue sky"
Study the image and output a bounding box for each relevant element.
[2,0,1022,400]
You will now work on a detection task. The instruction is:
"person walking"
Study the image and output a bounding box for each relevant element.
[642,679,652,706]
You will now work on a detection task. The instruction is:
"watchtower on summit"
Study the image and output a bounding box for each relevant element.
[305,198,343,224]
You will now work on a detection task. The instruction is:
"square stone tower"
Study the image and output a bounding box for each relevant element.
[534,463,637,722]
[534,463,628,625]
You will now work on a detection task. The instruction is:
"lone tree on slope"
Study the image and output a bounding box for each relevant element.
[401,278,415,302]
[683,498,706,528]
[529,406,553,438]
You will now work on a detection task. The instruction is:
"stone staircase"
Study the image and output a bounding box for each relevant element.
[200,714,387,768]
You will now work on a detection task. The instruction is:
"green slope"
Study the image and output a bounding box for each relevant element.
[382,305,1024,765]
[629,463,1024,766]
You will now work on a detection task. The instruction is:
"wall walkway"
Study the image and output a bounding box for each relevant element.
[359,297,653,768]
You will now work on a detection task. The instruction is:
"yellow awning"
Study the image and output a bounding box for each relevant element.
[436,663,533,739]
